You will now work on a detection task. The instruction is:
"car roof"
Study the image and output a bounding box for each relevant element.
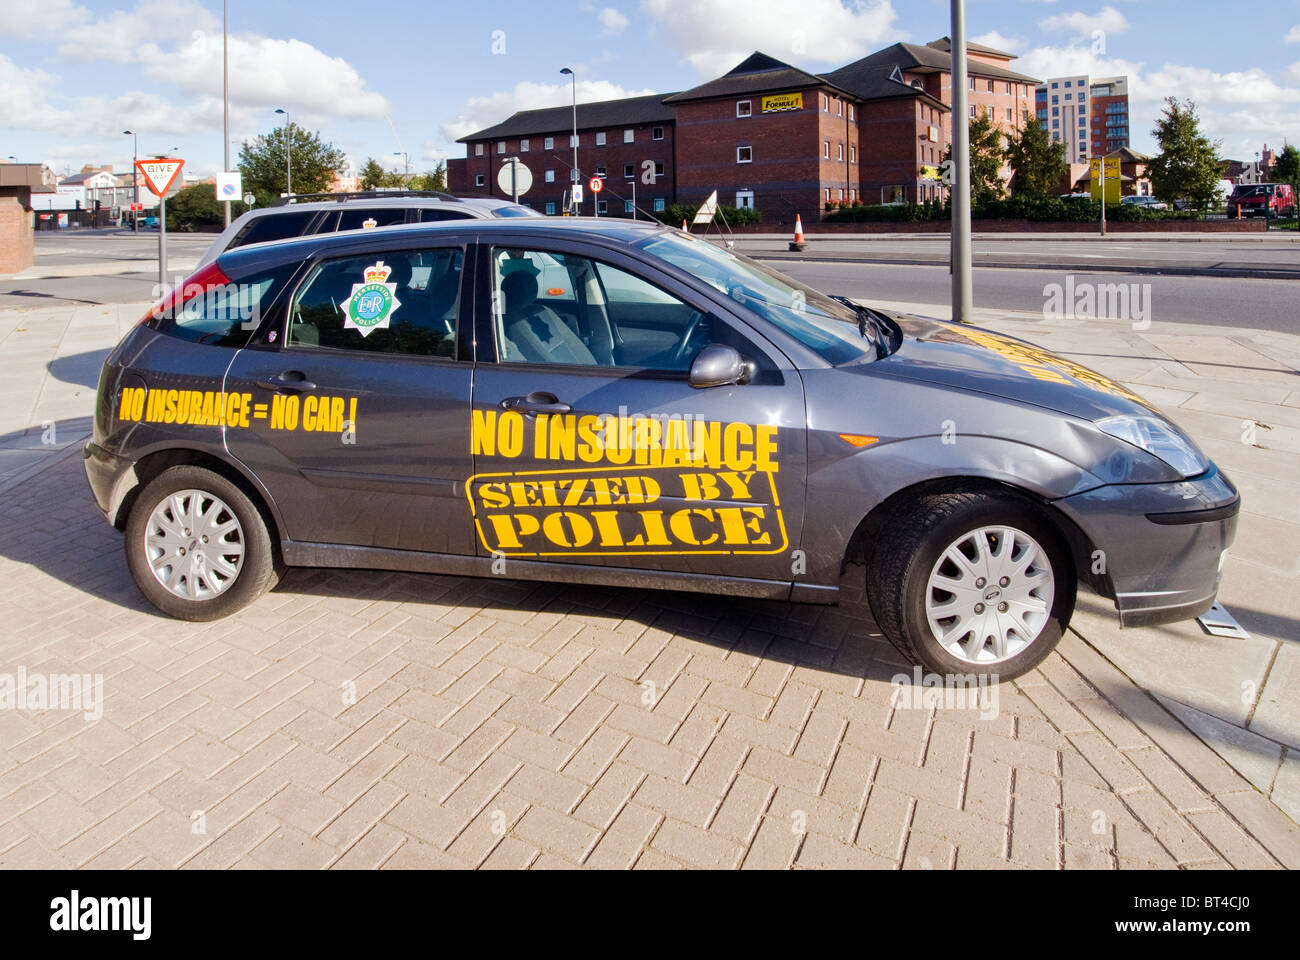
[217,217,674,274]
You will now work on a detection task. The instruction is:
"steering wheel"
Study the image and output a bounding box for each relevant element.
[672,310,707,368]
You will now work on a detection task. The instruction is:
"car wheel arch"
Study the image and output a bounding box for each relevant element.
[842,476,1108,599]
[113,447,285,559]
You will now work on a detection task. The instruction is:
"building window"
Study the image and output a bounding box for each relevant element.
[475,174,485,186]
[1005,82,1012,94]
[623,129,634,143]
[1006,107,1013,121]
[987,79,994,92]
[882,185,905,203]
[1065,93,1072,101]
[652,126,664,140]
[545,169,555,183]
[836,98,842,116]
[737,145,752,163]
[736,100,752,117]
[475,144,484,156]
[544,136,554,150]
[545,201,556,215]
[825,188,830,202]
[836,143,843,160]
[653,198,665,212]
[596,131,606,145]
[823,140,830,159]
[569,134,578,148]
[654,160,665,177]
[596,165,606,177]
[624,199,634,213]
[497,141,505,154]
[849,105,855,121]
[969,105,976,117]
[623,163,634,178]
[1051,82,1059,89]
[520,139,529,152]
[850,145,856,163]
[597,200,607,214]
[969,77,975,90]
[821,93,828,110]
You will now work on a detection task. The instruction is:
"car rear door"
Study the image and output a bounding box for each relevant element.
[467,237,807,587]
[222,235,476,556]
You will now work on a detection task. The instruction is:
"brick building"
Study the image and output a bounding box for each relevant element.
[1035,75,1131,164]
[448,38,1039,221]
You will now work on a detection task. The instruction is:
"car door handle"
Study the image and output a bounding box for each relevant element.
[501,392,572,416]
[256,371,317,392]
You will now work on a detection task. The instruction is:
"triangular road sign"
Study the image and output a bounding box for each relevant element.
[136,158,184,197]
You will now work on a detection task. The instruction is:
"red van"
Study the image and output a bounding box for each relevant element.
[1227,183,1296,218]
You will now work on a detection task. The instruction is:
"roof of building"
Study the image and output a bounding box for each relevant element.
[59,170,118,185]
[829,40,1038,86]
[458,92,676,143]
[662,52,857,104]
[819,61,949,110]
[925,36,1017,59]
[1108,146,1150,163]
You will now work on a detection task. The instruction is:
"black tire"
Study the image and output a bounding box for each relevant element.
[124,464,278,621]
[865,491,1075,680]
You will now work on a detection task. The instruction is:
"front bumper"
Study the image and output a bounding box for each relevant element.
[1054,465,1239,627]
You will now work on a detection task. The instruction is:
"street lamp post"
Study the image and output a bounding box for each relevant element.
[222,0,231,226]
[123,130,138,232]
[394,151,408,185]
[274,108,291,195]
[560,67,578,214]
[949,0,974,324]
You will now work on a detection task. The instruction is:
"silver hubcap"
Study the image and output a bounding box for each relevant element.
[144,489,244,600]
[925,525,1054,665]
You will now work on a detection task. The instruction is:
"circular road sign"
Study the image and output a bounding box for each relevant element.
[497,159,533,197]
[588,176,603,194]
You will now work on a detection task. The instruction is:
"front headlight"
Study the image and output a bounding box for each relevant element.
[1096,415,1207,478]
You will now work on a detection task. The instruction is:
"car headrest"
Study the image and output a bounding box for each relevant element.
[501,270,538,313]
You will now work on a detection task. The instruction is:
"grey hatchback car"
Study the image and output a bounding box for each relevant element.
[85,218,1238,680]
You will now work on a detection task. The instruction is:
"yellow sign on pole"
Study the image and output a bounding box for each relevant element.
[1089,157,1122,204]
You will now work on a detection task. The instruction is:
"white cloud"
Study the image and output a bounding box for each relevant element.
[1285,25,1300,43]
[440,79,657,144]
[972,30,1024,54]
[1015,42,1300,159]
[0,55,73,131]
[1039,6,1130,38]
[598,7,630,35]
[639,0,901,75]
[0,0,88,37]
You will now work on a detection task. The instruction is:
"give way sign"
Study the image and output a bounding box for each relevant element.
[135,158,184,197]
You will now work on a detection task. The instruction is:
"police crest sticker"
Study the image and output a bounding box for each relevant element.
[345,261,401,337]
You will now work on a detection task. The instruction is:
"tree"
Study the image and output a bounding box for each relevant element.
[1272,144,1300,195]
[1147,98,1222,211]
[942,111,1006,206]
[408,162,448,193]
[1004,117,1067,197]
[238,124,345,203]
[358,157,403,191]
[165,183,248,231]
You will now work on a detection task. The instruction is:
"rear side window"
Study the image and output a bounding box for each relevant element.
[150,263,297,347]
[228,211,316,249]
[491,204,541,218]
[335,208,407,232]
[286,248,464,358]
[419,209,474,222]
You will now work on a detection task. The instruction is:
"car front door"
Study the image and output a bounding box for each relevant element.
[223,238,475,556]
[467,239,807,587]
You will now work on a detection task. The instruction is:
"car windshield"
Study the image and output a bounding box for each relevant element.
[637,232,877,364]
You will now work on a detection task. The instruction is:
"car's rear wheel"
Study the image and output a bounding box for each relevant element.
[866,491,1075,680]
[124,465,277,620]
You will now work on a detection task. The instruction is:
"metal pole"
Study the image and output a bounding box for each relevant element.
[632,176,636,220]
[159,193,167,290]
[132,133,138,232]
[950,0,973,323]
[222,0,230,227]
[286,114,292,195]
[511,159,518,203]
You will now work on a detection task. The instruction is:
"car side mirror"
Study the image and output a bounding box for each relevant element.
[688,343,748,389]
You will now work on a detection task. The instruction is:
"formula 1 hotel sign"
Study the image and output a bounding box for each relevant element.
[761,93,803,112]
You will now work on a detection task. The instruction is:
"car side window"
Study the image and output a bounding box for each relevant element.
[419,209,474,222]
[490,247,725,372]
[287,248,463,358]
[334,208,407,232]
[228,211,316,249]
[150,263,297,347]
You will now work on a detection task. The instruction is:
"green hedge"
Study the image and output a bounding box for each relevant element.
[822,195,1202,224]
[655,203,762,227]
[164,183,250,232]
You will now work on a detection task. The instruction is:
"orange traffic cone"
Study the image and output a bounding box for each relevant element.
[789,213,807,251]
[682,219,689,232]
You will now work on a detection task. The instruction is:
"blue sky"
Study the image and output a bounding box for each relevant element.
[3,0,1298,179]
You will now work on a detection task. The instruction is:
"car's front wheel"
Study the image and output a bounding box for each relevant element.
[866,491,1075,680]
[124,465,277,620]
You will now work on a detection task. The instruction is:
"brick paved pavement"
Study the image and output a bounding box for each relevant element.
[0,447,1295,869]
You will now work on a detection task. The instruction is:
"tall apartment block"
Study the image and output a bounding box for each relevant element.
[1035,75,1130,162]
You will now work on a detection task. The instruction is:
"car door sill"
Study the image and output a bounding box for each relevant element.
[280,540,831,602]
